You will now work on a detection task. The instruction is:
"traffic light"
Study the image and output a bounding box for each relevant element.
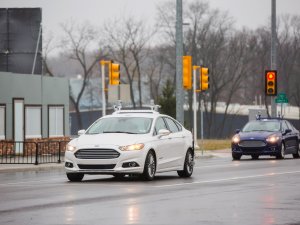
[182,56,192,90]
[109,62,120,85]
[200,67,209,91]
[265,70,277,96]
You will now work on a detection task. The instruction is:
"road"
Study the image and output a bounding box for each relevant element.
[0,154,300,225]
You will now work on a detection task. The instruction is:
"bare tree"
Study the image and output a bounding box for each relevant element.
[59,21,102,129]
[144,46,173,103]
[102,17,155,108]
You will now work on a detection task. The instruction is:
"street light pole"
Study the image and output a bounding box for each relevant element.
[176,0,184,124]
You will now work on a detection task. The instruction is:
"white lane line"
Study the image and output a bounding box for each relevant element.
[0,177,66,186]
[194,164,239,169]
[194,159,285,169]
[154,170,300,188]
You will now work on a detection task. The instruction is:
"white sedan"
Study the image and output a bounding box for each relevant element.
[65,110,194,181]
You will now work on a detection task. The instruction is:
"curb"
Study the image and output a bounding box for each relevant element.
[195,150,231,159]
[0,163,65,173]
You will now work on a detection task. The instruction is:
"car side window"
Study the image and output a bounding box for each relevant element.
[281,121,289,132]
[286,121,294,131]
[175,121,182,131]
[153,117,168,136]
[164,117,180,133]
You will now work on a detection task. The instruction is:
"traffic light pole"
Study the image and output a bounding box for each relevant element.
[271,0,277,117]
[100,61,106,116]
[176,0,184,124]
[193,66,200,149]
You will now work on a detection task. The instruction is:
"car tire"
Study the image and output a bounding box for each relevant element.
[141,151,156,181]
[292,140,300,158]
[177,149,194,178]
[276,143,285,159]
[66,173,84,182]
[112,174,126,179]
[251,154,259,160]
[232,152,242,160]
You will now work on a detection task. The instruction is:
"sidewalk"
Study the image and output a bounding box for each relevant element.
[0,149,231,173]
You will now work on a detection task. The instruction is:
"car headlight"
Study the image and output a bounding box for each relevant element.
[66,144,77,152]
[266,135,280,143]
[232,134,240,144]
[119,143,145,151]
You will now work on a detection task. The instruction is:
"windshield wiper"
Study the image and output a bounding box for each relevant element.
[103,131,139,134]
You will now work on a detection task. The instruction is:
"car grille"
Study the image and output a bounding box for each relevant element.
[75,148,120,159]
[77,164,116,169]
[239,140,266,148]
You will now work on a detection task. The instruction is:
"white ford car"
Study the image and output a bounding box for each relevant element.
[65,109,194,181]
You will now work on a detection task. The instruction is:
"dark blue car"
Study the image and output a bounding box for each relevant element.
[231,118,300,160]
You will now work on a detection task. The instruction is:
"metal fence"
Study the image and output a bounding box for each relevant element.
[0,140,68,165]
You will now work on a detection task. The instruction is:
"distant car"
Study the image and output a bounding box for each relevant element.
[65,109,194,181]
[231,118,300,160]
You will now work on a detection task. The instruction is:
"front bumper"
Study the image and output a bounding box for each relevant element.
[64,148,146,174]
[232,142,281,156]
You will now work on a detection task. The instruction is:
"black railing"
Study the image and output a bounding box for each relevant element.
[0,140,69,165]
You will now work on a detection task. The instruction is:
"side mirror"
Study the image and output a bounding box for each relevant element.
[158,129,171,137]
[78,129,86,136]
[235,129,240,134]
[284,129,292,135]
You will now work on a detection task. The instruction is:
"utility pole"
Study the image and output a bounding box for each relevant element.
[176,0,184,124]
[271,0,277,117]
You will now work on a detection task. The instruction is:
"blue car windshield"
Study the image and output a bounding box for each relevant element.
[242,121,280,132]
[86,117,153,134]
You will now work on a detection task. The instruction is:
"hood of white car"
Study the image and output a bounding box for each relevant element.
[75,133,148,148]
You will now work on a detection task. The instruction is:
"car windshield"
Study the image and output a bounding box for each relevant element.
[242,120,280,132]
[86,117,153,134]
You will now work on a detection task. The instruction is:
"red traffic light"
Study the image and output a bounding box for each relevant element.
[267,72,275,80]
[265,70,277,96]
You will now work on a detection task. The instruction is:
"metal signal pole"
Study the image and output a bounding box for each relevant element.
[193,66,199,149]
[271,0,277,117]
[176,0,184,124]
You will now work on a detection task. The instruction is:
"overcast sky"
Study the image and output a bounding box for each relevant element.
[1,0,300,34]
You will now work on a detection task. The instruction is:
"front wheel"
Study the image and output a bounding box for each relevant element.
[141,151,156,181]
[177,149,194,178]
[276,144,285,159]
[292,141,300,158]
[232,152,242,160]
[67,173,84,182]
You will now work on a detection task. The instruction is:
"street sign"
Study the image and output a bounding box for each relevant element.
[275,93,288,103]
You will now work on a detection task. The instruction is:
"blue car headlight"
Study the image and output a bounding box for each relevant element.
[232,134,240,144]
[266,135,280,143]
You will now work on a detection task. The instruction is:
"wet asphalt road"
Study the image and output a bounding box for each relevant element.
[0,155,300,225]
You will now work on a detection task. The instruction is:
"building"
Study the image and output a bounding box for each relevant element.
[0,72,69,141]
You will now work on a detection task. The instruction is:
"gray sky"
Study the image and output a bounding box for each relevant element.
[1,0,300,34]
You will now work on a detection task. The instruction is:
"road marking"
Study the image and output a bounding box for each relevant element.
[0,177,66,186]
[154,170,300,188]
